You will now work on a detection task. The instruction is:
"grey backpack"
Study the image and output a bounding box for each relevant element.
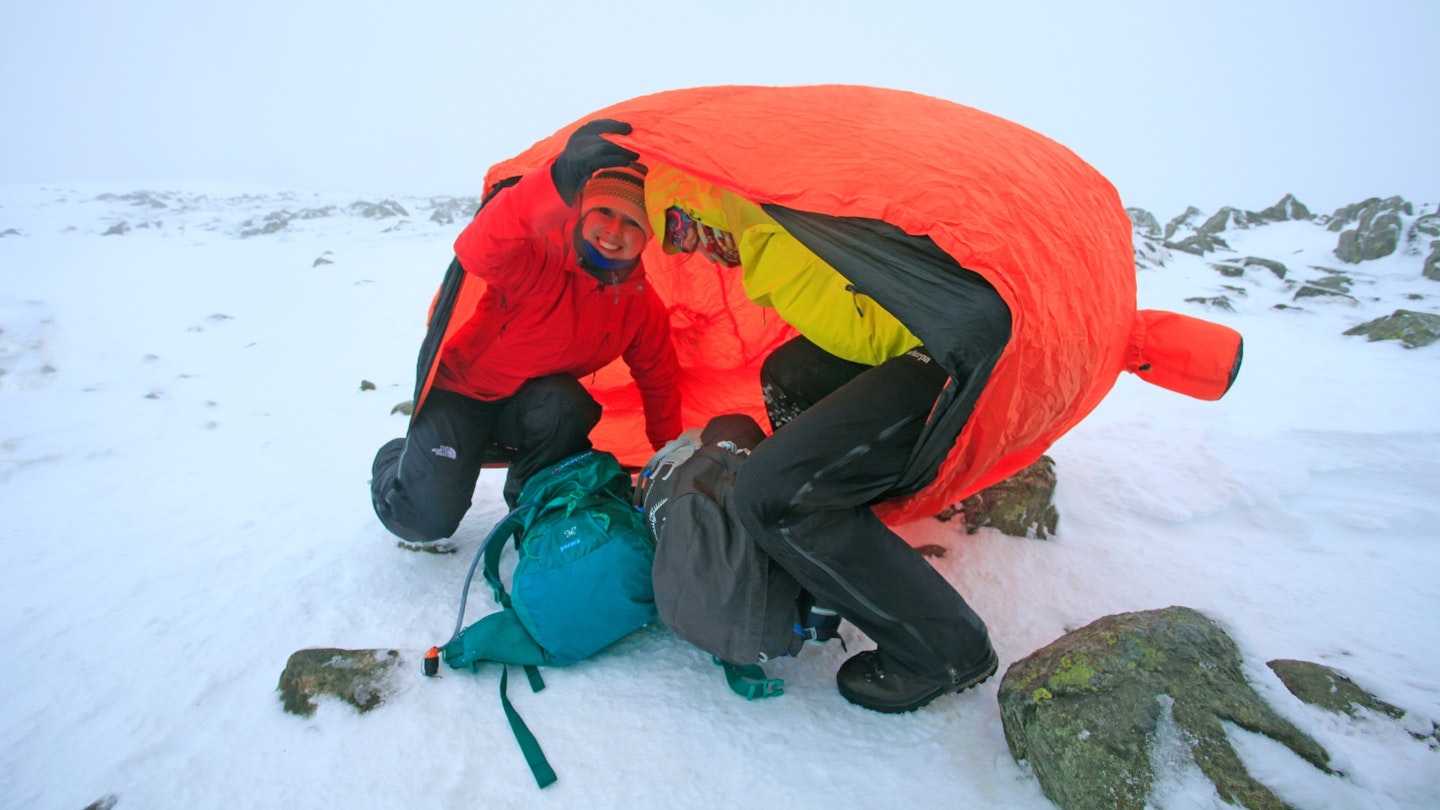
[639,415,807,697]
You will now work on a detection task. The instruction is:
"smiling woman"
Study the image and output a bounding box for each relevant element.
[369,120,684,550]
[576,165,652,266]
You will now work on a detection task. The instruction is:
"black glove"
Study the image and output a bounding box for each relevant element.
[550,119,640,205]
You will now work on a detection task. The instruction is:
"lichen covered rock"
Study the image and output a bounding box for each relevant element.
[936,455,1058,539]
[1267,659,1405,719]
[1343,309,1440,348]
[998,606,1330,810]
[277,647,403,717]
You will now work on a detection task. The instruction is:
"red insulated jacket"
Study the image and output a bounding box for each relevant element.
[432,167,683,450]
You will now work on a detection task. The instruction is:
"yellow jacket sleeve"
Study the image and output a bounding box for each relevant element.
[647,164,920,366]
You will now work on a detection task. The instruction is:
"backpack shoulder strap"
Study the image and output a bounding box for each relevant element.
[440,503,535,665]
[481,508,531,606]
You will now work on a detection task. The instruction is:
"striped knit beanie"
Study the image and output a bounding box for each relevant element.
[580,165,650,235]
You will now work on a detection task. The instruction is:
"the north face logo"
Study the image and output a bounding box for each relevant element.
[430,445,457,460]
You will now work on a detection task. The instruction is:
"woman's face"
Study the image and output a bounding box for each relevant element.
[580,207,648,263]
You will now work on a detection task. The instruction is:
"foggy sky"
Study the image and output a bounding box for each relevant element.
[3,0,1436,219]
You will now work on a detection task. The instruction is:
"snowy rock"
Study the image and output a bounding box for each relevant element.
[1166,232,1230,257]
[1242,256,1288,280]
[1162,206,1204,241]
[238,212,289,238]
[1331,196,1411,264]
[277,648,402,717]
[426,195,479,225]
[936,455,1058,539]
[1342,309,1440,348]
[1292,271,1357,304]
[96,190,172,209]
[346,199,409,219]
[1252,193,1313,223]
[1424,240,1440,282]
[997,606,1331,810]
[1129,208,1170,269]
[1184,294,1237,311]
[1198,206,1260,235]
[1127,207,1161,239]
[1409,211,1440,244]
[1266,659,1405,719]
[1133,238,1169,270]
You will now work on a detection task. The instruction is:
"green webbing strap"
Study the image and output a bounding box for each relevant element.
[523,664,545,693]
[500,665,557,789]
[714,657,785,700]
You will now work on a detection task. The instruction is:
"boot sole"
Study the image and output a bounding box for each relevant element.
[840,649,999,714]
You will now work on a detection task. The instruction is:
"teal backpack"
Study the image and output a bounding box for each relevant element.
[437,449,656,788]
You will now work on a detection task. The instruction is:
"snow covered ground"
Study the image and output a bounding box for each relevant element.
[1,185,1437,809]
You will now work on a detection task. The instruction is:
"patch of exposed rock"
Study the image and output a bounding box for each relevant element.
[999,607,1331,810]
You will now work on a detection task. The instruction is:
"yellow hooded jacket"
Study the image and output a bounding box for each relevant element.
[644,163,919,367]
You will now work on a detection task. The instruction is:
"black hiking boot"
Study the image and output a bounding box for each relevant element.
[836,644,998,714]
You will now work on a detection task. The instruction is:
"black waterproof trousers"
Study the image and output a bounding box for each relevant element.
[370,375,601,544]
[732,336,992,680]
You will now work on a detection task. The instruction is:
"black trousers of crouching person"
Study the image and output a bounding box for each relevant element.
[732,336,992,680]
[370,375,601,544]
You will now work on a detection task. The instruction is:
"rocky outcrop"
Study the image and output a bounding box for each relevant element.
[1129,207,1170,268]
[1252,194,1313,223]
[1206,257,1286,282]
[427,195,478,225]
[1164,206,1251,257]
[1343,309,1440,348]
[1160,198,1315,259]
[1168,233,1230,257]
[1200,206,1260,234]
[1331,196,1411,263]
[1185,294,1237,311]
[1423,240,1440,282]
[1127,208,1161,239]
[1163,206,1204,242]
[998,607,1331,810]
[1410,212,1440,244]
[346,199,409,219]
[1243,256,1288,279]
[1412,212,1440,279]
[1292,270,1357,303]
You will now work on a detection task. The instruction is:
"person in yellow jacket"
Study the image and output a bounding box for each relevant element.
[645,164,1005,713]
[646,164,919,366]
